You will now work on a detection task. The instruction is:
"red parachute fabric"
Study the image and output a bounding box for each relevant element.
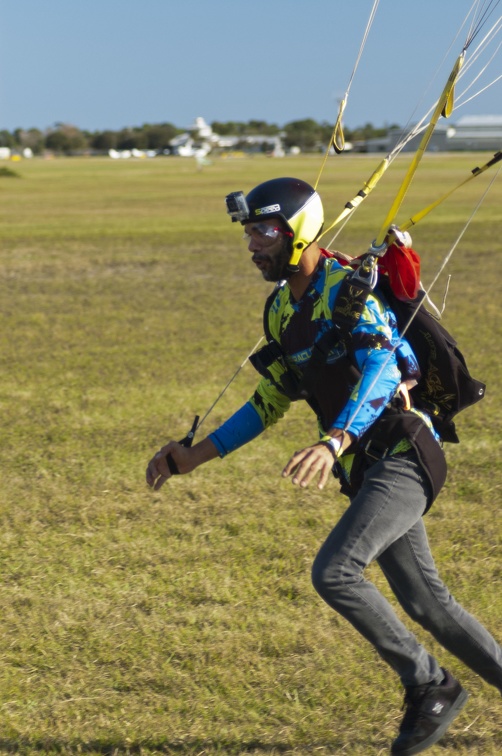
[378,242,421,301]
[321,244,421,301]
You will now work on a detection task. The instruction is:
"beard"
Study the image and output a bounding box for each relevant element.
[253,236,292,282]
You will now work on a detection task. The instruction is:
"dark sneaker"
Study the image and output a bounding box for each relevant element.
[391,668,469,755]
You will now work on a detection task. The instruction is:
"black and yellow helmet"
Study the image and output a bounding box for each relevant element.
[225,177,324,272]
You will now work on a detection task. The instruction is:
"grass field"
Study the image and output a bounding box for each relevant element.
[0,153,500,755]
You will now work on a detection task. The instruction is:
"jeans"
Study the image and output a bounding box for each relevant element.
[311,451,502,691]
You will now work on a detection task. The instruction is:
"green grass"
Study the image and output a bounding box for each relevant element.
[0,154,500,754]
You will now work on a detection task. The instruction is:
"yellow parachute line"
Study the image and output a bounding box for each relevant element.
[372,51,465,249]
[314,98,346,192]
[400,151,502,231]
[319,158,389,241]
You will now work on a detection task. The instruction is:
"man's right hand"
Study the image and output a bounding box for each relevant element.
[146,441,193,490]
[146,437,220,491]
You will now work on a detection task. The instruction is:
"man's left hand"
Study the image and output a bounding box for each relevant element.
[282,443,338,490]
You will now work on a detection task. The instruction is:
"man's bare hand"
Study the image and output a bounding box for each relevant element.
[282,443,337,491]
[146,437,220,491]
[146,441,193,491]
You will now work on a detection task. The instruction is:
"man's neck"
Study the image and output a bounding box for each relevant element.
[287,243,322,301]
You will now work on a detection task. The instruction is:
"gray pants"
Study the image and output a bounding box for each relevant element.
[311,451,502,691]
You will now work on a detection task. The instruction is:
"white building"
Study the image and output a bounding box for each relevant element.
[446,115,502,151]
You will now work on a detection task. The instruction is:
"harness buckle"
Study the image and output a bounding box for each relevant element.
[351,254,379,290]
[364,438,389,460]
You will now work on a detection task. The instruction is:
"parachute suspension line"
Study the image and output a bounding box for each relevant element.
[321,107,446,248]
[459,9,502,72]
[321,65,500,248]
[390,28,501,159]
[325,150,502,249]
[457,70,502,107]
[321,108,438,247]
[400,152,502,231]
[390,6,502,160]
[418,163,502,311]
[464,0,502,49]
[371,52,465,251]
[344,0,380,90]
[319,157,389,245]
[455,15,502,105]
[339,163,502,438]
[456,47,502,108]
[393,29,502,155]
[321,1,502,250]
[386,0,492,152]
[320,51,461,248]
[314,0,380,190]
[323,203,360,246]
[386,2,473,151]
[193,335,265,434]
[457,9,502,76]
[424,279,449,320]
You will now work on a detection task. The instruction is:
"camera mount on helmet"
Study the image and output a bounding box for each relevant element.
[225,191,250,223]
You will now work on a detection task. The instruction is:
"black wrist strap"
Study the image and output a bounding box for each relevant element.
[166,454,180,475]
[164,414,199,476]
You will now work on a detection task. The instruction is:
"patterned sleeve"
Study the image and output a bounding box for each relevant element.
[331,293,402,438]
[207,369,292,458]
[248,372,292,428]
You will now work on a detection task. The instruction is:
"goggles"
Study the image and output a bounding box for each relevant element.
[243,223,293,245]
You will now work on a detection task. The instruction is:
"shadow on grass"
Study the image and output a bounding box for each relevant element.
[0,731,497,755]
[0,739,294,755]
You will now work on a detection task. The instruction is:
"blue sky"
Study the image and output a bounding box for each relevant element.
[0,0,500,133]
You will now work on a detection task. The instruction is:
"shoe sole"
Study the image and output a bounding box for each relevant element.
[391,688,469,755]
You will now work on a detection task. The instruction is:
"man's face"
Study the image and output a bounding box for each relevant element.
[243,219,293,282]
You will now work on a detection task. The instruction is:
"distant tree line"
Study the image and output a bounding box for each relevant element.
[0,119,395,156]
